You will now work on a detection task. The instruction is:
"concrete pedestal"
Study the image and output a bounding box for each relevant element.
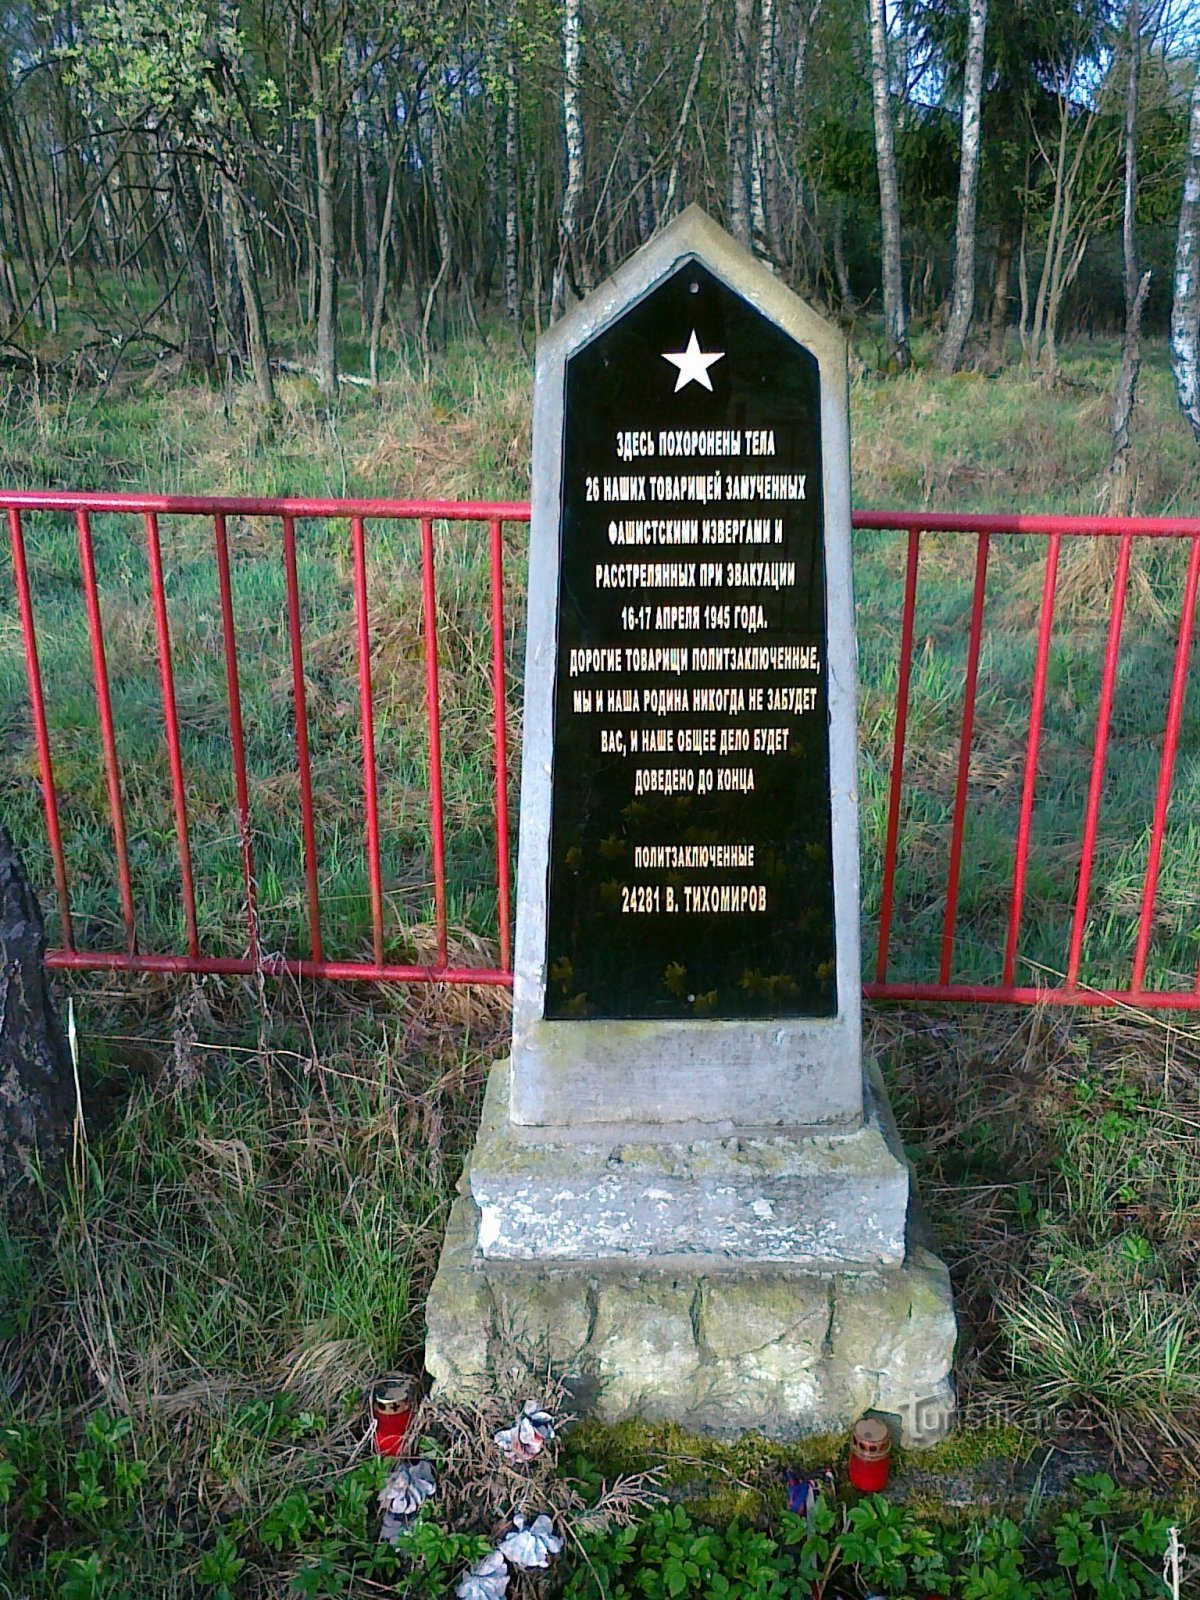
[425,1063,956,1446]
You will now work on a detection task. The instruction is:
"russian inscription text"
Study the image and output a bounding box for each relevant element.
[546,263,834,1020]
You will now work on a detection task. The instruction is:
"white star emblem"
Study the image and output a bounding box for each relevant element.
[662,330,724,392]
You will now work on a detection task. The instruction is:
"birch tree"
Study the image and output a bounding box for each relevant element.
[551,0,584,318]
[937,0,987,373]
[1170,51,1200,444]
[1108,0,1151,503]
[867,0,909,369]
[728,0,755,247]
[504,18,521,322]
[751,0,782,260]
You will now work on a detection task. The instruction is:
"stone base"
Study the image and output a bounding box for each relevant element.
[425,1187,957,1447]
[469,1061,911,1268]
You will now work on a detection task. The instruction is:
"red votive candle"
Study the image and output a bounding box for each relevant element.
[372,1377,416,1456]
[848,1417,892,1491]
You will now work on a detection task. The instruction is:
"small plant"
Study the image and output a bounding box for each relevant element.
[559,1478,1190,1600]
[197,1531,246,1598]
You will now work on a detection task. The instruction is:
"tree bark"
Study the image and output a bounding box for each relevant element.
[505,28,521,322]
[224,174,275,410]
[1170,54,1200,443]
[1109,270,1150,510]
[313,108,340,400]
[867,0,909,369]
[369,143,400,387]
[421,100,454,362]
[832,194,857,310]
[751,0,782,260]
[172,153,219,373]
[347,45,378,335]
[551,0,585,319]
[728,0,755,247]
[937,0,988,372]
[1109,0,1145,501]
[984,229,1013,368]
[664,1,712,218]
[0,823,74,1195]
[607,35,654,246]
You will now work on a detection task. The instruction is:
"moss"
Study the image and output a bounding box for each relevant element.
[898,1421,1027,1472]
[560,1417,847,1524]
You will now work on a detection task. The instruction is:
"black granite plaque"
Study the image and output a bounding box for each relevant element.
[544,262,833,1020]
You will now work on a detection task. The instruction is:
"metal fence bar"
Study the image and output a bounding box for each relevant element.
[75,508,137,953]
[144,512,199,958]
[874,525,920,985]
[489,517,513,971]
[1065,532,1133,992]
[281,515,324,965]
[1132,534,1200,993]
[44,948,513,984]
[212,511,260,965]
[7,507,74,951]
[939,530,990,986]
[862,979,1200,1010]
[1003,531,1061,987]
[420,516,449,967]
[350,515,386,967]
[0,490,532,520]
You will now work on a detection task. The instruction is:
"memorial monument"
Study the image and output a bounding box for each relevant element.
[425,207,956,1444]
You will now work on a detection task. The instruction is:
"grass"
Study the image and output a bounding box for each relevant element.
[1,305,1199,1590]
[2,981,510,1593]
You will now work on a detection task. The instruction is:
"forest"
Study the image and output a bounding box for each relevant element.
[0,0,1198,461]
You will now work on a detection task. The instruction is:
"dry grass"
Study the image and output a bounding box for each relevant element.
[872,1000,1200,1480]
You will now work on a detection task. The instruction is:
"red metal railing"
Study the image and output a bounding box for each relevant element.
[859,511,1200,1012]
[4,493,1199,1008]
[4,492,526,987]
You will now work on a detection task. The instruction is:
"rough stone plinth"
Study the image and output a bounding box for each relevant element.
[425,1184,956,1447]
[470,1061,910,1268]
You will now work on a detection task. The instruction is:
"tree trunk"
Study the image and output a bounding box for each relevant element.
[551,0,585,319]
[505,29,521,321]
[786,0,823,264]
[313,110,340,400]
[347,51,378,336]
[984,230,1013,368]
[938,0,988,372]
[867,0,909,370]
[1109,0,1144,501]
[369,143,400,387]
[728,0,755,247]
[1121,0,1141,321]
[751,0,782,260]
[224,174,275,410]
[421,101,454,362]
[1170,54,1200,443]
[832,194,857,310]
[1109,270,1150,510]
[608,36,654,245]
[172,154,219,373]
[664,1,712,218]
[0,823,74,1195]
